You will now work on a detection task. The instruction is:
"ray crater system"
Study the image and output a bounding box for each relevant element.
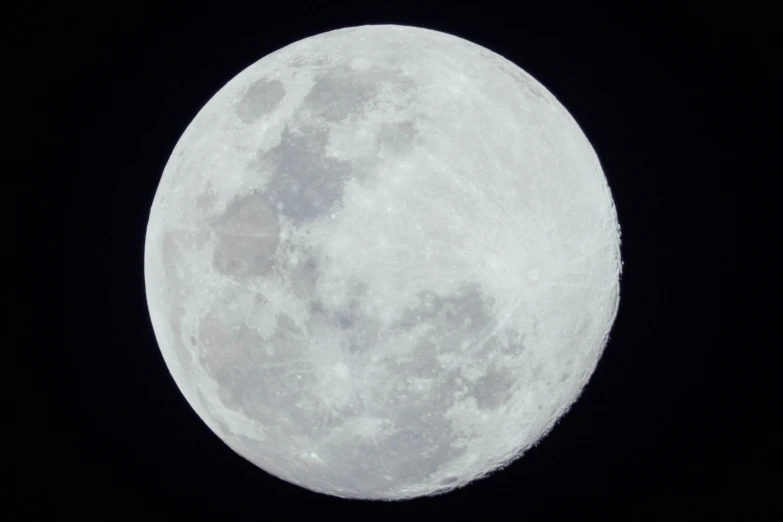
[144,24,622,500]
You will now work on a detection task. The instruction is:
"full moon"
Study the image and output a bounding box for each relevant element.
[144,25,622,500]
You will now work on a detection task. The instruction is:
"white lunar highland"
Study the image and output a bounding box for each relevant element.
[144,25,622,499]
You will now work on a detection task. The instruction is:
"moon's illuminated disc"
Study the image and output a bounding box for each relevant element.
[144,25,622,500]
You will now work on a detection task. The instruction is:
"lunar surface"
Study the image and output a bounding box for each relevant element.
[144,25,622,500]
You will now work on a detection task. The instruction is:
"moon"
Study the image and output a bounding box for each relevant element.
[144,25,622,500]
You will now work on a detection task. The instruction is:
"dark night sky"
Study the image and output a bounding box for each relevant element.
[18,1,774,519]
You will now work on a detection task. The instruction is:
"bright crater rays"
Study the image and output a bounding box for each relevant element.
[144,25,622,500]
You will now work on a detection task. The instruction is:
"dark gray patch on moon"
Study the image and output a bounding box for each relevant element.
[470,365,517,410]
[299,62,418,130]
[531,363,544,380]
[287,250,321,299]
[396,338,441,379]
[305,280,379,355]
[236,79,286,124]
[199,311,319,431]
[195,273,478,496]
[394,283,497,350]
[287,55,329,70]
[301,65,385,123]
[476,325,528,360]
[390,282,521,411]
[439,284,497,337]
[493,64,549,104]
[243,63,421,228]
[376,120,419,156]
[255,125,354,225]
[211,192,281,278]
[301,364,469,497]
[369,370,468,486]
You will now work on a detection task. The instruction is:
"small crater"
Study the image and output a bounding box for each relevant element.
[504,340,526,356]
[189,336,197,346]
[336,312,354,329]
[559,358,576,382]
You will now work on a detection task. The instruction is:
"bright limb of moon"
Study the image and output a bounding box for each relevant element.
[144,25,622,500]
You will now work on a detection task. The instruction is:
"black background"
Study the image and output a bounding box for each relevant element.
[18,1,774,519]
